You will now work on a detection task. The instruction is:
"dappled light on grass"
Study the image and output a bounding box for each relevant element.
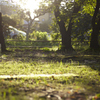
[0,60,77,75]
[0,48,100,99]
[0,72,100,100]
[0,73,78,79]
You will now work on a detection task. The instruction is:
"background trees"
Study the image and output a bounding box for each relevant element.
[42,0,100,51]
[2,14,16,37]
[0,0,100,52]
[0,0,18,52]
[41,0,84,51]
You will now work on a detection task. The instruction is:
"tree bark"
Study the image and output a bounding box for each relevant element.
[54,1,81,51]
[0,12,6,52]
[54,4,73,51]
[90,0,100,49]
[26,12,34,41]
[26,12,46,40]
[26,21,32,41]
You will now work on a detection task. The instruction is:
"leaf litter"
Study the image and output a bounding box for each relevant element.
[0,49,100,100]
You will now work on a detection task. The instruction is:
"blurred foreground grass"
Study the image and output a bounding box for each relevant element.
[0,46,100,100]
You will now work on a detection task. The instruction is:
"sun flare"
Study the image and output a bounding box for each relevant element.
[17,0,42,11]
[25,0,42,11]
[13,0,44,18]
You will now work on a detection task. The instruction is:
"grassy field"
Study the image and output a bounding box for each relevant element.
[0,42,100,100]
[5,40,60,47]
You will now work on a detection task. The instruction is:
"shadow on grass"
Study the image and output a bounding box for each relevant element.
[0,48,100,99]
[0,74,100,100]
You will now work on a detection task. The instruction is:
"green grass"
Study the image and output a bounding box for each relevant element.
[5,39,90,51]
[0,47,100,100]
[5,40,60,47]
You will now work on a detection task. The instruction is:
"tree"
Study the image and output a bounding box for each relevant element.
[25,10,47,40]
[90,0,100,49]
[14,0,50,40]
[0,12,7,52]
[50,0,83,51]
[0,0,18,52]
[72,13,92,41]
[11,10,25,30]
[2,14,16,37]
[81,0,100,49]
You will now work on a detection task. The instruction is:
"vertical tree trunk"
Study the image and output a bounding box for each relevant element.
[90,0,100,49]
[55,16,73,51]
[0,12,6,52]
[26,19,34,41]
[54,1,81,51]
[26,22,31,41]
[54,3,73,51]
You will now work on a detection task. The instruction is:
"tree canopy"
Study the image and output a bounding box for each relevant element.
[40,0,100,50]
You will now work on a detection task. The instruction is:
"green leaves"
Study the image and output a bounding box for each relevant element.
[2,15,16,26]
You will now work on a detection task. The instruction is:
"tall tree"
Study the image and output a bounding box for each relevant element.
[14,0,50,40]
[0,12,6,52]
[90,0,100,49]
[53,0,83,51]
[25,10,47,40]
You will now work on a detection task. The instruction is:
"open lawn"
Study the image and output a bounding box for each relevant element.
[0,47,100,100]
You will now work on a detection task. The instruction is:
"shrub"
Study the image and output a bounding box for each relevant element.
[51,32,61,40]
[29,31,49,41]
[16,33,26,40]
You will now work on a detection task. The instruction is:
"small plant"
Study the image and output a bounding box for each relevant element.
[42,47,50,51]
[51,32,61,40]
[29,31,49,41]
[16,33,26,40]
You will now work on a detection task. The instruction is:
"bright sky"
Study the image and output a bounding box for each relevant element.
[12,0,42,12]
[24,0,42,10]
[13,0,43,18]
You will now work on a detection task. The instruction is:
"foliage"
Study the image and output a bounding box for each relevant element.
[49,18,59,33]
[51,32,61,40]
[72,14,92,41]
[2,15,16,37]
[2,15,16,27]
[15,33,26,40]
[89,0,100,49]
[82,0,96,16]
[29,31,49,41]
[0,1,26,31]
[11,13,24,29]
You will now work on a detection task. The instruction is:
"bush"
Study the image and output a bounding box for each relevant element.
[16,33,26,40]
[51,32,61,40]
[29,31,49,41]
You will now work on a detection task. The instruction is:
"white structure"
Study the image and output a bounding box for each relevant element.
[9,26,26,38]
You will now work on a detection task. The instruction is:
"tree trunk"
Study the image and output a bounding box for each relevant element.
[54,4,73,51]
[90,0,100,49]
[54,1,81,51]
[0,12,6,52]
[57,18,73,51]
[26,22,31,41]
[26,19,34,40]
